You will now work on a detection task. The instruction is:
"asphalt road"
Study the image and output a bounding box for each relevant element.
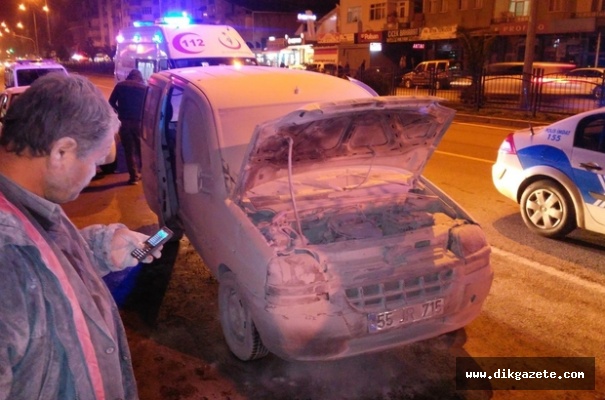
[61,74,605,399]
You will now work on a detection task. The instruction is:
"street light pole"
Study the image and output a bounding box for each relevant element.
[19,3,40,56]
[32,9,39,55]
[44,2,51,45]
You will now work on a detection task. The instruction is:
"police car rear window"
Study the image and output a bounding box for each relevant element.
[16,68,65,86]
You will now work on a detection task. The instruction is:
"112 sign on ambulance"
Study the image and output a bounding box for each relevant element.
[114,16,257,81]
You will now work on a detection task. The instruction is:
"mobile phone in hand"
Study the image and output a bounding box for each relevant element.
[131,226,173,261]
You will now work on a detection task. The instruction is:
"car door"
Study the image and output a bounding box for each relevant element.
[570,113,605,226]
[175,86,226,269]
[412,62,428,86]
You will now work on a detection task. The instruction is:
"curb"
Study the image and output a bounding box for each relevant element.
[454,112,544,128]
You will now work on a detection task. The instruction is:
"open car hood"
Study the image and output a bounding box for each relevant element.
[233,96,455,199]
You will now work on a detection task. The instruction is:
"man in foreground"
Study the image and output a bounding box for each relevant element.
[0,73,160,399]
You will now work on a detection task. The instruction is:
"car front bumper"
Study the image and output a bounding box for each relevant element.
[248,253,493,361]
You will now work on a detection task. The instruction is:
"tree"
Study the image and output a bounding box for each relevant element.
[457,27,496,107]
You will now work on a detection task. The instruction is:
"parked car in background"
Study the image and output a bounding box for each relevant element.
[480,62,576,97]
[306,62,340,76]
[547,67,605,99]
[3,59,68,88]
[401,59,463,89]
[493,107,605,238]
[140,65,493,362]
[93,53,112,63]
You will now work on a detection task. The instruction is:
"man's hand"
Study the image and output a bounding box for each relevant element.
[110,228,162,269]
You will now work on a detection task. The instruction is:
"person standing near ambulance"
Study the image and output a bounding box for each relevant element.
[109,69,147,185]
[0,73,161,399]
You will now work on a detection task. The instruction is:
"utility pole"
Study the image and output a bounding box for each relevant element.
[520,0,538,110]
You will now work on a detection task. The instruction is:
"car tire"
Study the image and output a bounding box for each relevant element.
[520,180,576,238]
[403,79,413,89]
[434,80,441,90]
[218,271,269,361]
[593,86,603,100]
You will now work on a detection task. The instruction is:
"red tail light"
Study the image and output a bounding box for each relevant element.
[498,133,517,154]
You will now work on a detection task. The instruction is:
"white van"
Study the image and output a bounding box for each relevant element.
[138,65,492,362]
[3,59,68,88]
[114,21,257,81]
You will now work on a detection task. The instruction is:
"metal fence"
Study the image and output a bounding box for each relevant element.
[388,67,605,117]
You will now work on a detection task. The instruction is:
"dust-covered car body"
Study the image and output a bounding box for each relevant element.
[140,66,492,361]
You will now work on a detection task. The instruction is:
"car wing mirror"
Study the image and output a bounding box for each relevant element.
[183,163,203,194]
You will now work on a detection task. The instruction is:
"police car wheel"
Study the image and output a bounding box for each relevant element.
[520,180,576,238]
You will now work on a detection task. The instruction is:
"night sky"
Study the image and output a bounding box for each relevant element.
[0,0,338,26]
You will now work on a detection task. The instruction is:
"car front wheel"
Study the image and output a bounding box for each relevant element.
[218,271,269,361]
[403,79,414,89]
[520,180,576,238]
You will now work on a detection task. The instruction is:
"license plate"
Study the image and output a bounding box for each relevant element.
[368,298,444,333]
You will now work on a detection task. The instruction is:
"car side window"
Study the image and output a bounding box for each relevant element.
[180,95,214,191]
[574,114,605,153]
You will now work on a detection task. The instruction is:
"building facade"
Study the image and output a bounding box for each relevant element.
[332,0,605,74]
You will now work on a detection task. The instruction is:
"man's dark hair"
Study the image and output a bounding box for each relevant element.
[1,73,120,157]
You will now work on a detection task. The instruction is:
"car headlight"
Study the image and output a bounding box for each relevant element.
[448,223,491,275]
[266,249,329,306]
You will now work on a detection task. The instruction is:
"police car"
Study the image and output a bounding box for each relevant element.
[492,108,605,238]
[3,59,67,88]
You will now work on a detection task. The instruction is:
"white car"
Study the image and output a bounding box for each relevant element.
[493,107,605,238]
[140,66,493,361]
[544,67,605,99]
[0,85,117,173]
[3,59,68,88]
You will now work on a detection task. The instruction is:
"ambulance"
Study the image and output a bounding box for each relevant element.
[114,17,257,81]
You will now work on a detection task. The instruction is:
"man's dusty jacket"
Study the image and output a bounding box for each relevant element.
[0,175,138,400]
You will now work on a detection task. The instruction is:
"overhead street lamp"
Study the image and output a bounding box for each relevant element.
[18,2,52,55]
[2,21,37,57]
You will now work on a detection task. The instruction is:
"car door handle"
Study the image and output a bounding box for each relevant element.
[579,162,603,171]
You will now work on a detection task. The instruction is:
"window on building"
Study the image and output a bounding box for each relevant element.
[509,0,529,16]
[459,0,469,10]
[347,6,361,23]
[397,1,409,18]
[428,0,438,13]
[370,3,387,20]
[142,7,152,15]
[474,0,483,8]
[440,0,449,12]
[548,0,563,11]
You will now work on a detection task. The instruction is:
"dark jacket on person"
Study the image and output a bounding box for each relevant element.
[108,71,147,122]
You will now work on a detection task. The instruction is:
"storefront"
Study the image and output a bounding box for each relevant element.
[490,17,597,66]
